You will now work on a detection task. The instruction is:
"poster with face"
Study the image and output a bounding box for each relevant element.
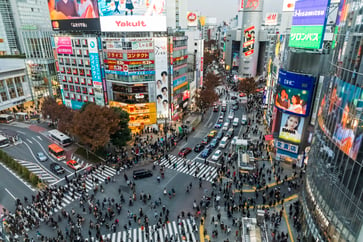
[279,113,305,143]
[154,37,168,118]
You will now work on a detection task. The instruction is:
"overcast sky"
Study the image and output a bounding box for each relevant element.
[187,0,284,23]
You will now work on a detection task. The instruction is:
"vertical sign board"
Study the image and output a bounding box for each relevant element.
[154,37,169,119]
[88,37,104,106]
[289,0,330,49]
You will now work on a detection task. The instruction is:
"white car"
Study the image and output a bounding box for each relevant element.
[212,150,223,161]
[228,112,234,120]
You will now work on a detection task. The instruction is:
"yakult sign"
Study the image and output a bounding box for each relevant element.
[100,16,166,32]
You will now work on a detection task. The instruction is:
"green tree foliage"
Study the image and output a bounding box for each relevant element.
[72,103,120,151]
[238,77,257,97]
[110,107,131,148]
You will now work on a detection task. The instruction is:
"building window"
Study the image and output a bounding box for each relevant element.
[76,86,81,93]
[87,79,93,86]
[80,69,85,76]
[69,85,74,92]
[82,87,88,94]
[86,70,92,77]
[74,77,79,84]
[63,84,68,91]
[78,59,83,66]
[68,77,73,83]
[89,88,94,95]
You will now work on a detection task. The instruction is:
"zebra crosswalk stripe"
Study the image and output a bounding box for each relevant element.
[94,218,198,242]
[156,155,218,183]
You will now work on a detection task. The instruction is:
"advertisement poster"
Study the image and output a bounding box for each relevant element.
[243,26,255,56]
[279,113,305,144]
[275,69,315,116]
[154,37,168,118]
[48,0,100,31]
[98,0,166,32]
[265,13,278,26]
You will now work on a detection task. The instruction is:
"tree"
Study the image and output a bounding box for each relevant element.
[238,77,257,97]
[57,105,75,135]
[41,97,60,124]
[110,108,131,148]
[203,51,217,71]
[204,72,221,88]
[72,103,120,151]
[195,87,219,113]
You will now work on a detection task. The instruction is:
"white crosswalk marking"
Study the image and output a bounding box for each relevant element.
[92,218,198,242]
[154,154,218,183]
[15,159,58,184]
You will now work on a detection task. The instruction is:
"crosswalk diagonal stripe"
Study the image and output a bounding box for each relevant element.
[117,231,121,242]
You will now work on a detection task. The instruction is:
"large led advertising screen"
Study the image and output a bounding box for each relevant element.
[289,0,329,49]
[318,77,363,160]
[275,69,315,116]
[48,0,100,31]
[98,0,167,32]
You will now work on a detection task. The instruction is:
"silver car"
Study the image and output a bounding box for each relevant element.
[36,152,48,162]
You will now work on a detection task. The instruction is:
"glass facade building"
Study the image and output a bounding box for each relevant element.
[300,0,363,241]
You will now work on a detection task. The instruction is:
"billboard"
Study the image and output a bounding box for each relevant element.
[243,26,255,56]
[98,0,166,32]
[187,12,198,27]
[289,0,329,49]
[279,113,305,144]
[231,41,240,67]
[154,37,168,118]
[275,69,315,116]
[265,13,278,26]
[54,37,73,55]
[48,0,100,31]
[318,77,363,160]
[109,101,157,125]
[282,0,296,11]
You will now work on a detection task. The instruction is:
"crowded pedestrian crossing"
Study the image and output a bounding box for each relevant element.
[155,154,218,183]
[50,165,117,214]
[91,217,198,242]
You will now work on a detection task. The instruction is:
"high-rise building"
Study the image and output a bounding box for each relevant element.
[300,0,363,241]
[0,0,56,112]
[166,0,187,29]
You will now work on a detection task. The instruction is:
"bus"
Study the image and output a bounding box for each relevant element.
[48,144,66,161]
[48,129,72,147]
[0,134,10,148]
[0,114,14,123]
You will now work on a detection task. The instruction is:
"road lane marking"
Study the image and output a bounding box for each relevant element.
[26,138,33,144]
[36,136,43,141]
[5,188,17,200]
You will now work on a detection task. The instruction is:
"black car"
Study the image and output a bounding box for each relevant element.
[133,169,153,180]
[194,144,205,152]
[50,163,65,175]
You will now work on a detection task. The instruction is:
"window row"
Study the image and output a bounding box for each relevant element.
[57,48,89,57]
[58,57,91,67]
[62,85,95,95]
[59,67,92,76]
[64,93,95,103]
[61,76,94,86]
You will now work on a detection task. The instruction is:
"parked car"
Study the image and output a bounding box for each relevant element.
[178,147,192,157]
[210,138,219,148]
[36,152,48,162]
[212,150,223,161]
[66,160,82,170]
[50,163,65,175]
[201,148,212,158]
[201,136,210,144]
[194,144,205,152]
